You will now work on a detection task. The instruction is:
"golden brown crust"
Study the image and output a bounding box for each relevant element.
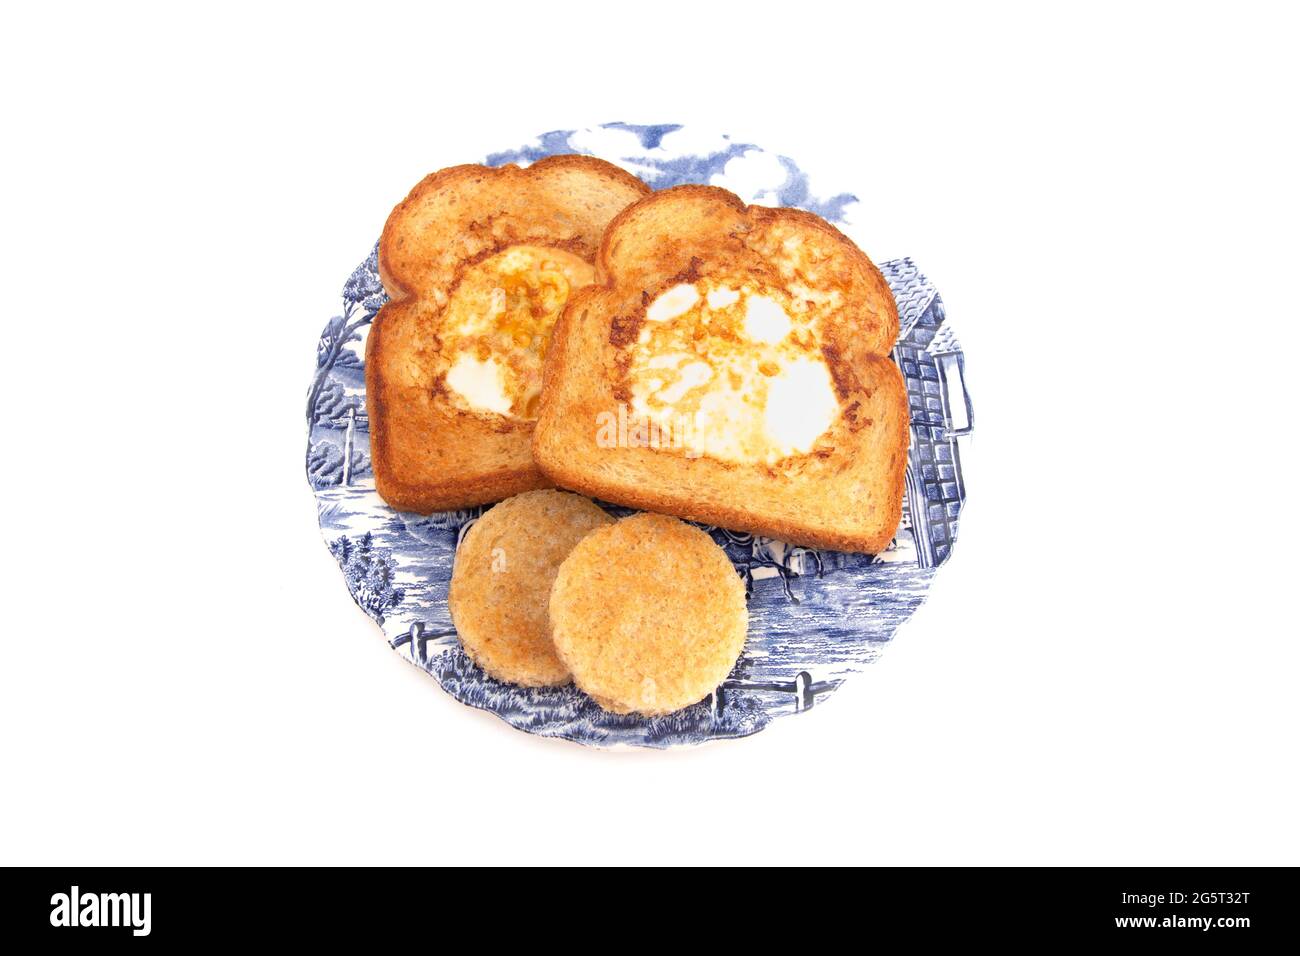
[367,156,651,514]
[448,490,614,687]
[379,156,650,301]
[548,514,748,715]
[533,185,910,553]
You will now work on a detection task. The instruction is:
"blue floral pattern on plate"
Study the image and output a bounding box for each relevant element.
[306,123,972,748]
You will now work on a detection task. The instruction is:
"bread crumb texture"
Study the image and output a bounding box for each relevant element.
[548,513,748,715]
[449,490,613,687]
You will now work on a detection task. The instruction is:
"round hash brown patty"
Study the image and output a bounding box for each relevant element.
[548,513,748,715]
[449,489,613,687]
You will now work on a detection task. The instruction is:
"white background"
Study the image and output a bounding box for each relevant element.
[2,2,1296,866]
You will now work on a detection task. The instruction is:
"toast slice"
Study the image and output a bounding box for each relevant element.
[533,185,909,553]
[366,156,650,512]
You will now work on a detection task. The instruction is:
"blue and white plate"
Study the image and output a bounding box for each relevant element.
[306,123,973,748]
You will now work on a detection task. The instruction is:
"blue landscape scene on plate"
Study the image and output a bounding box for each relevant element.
[306,123,973,748]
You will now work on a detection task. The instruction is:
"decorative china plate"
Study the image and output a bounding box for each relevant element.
[306,123,972,747]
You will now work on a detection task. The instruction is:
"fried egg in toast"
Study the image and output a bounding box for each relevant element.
[533,185,909,554]
[366,156,649,512]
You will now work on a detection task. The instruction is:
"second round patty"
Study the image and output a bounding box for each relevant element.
[548,513,748,715]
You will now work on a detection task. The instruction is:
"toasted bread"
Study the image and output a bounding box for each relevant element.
[449,490,613,687]
[366,156,650,512]
[549,513,748,715]
[533,185,909,553]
